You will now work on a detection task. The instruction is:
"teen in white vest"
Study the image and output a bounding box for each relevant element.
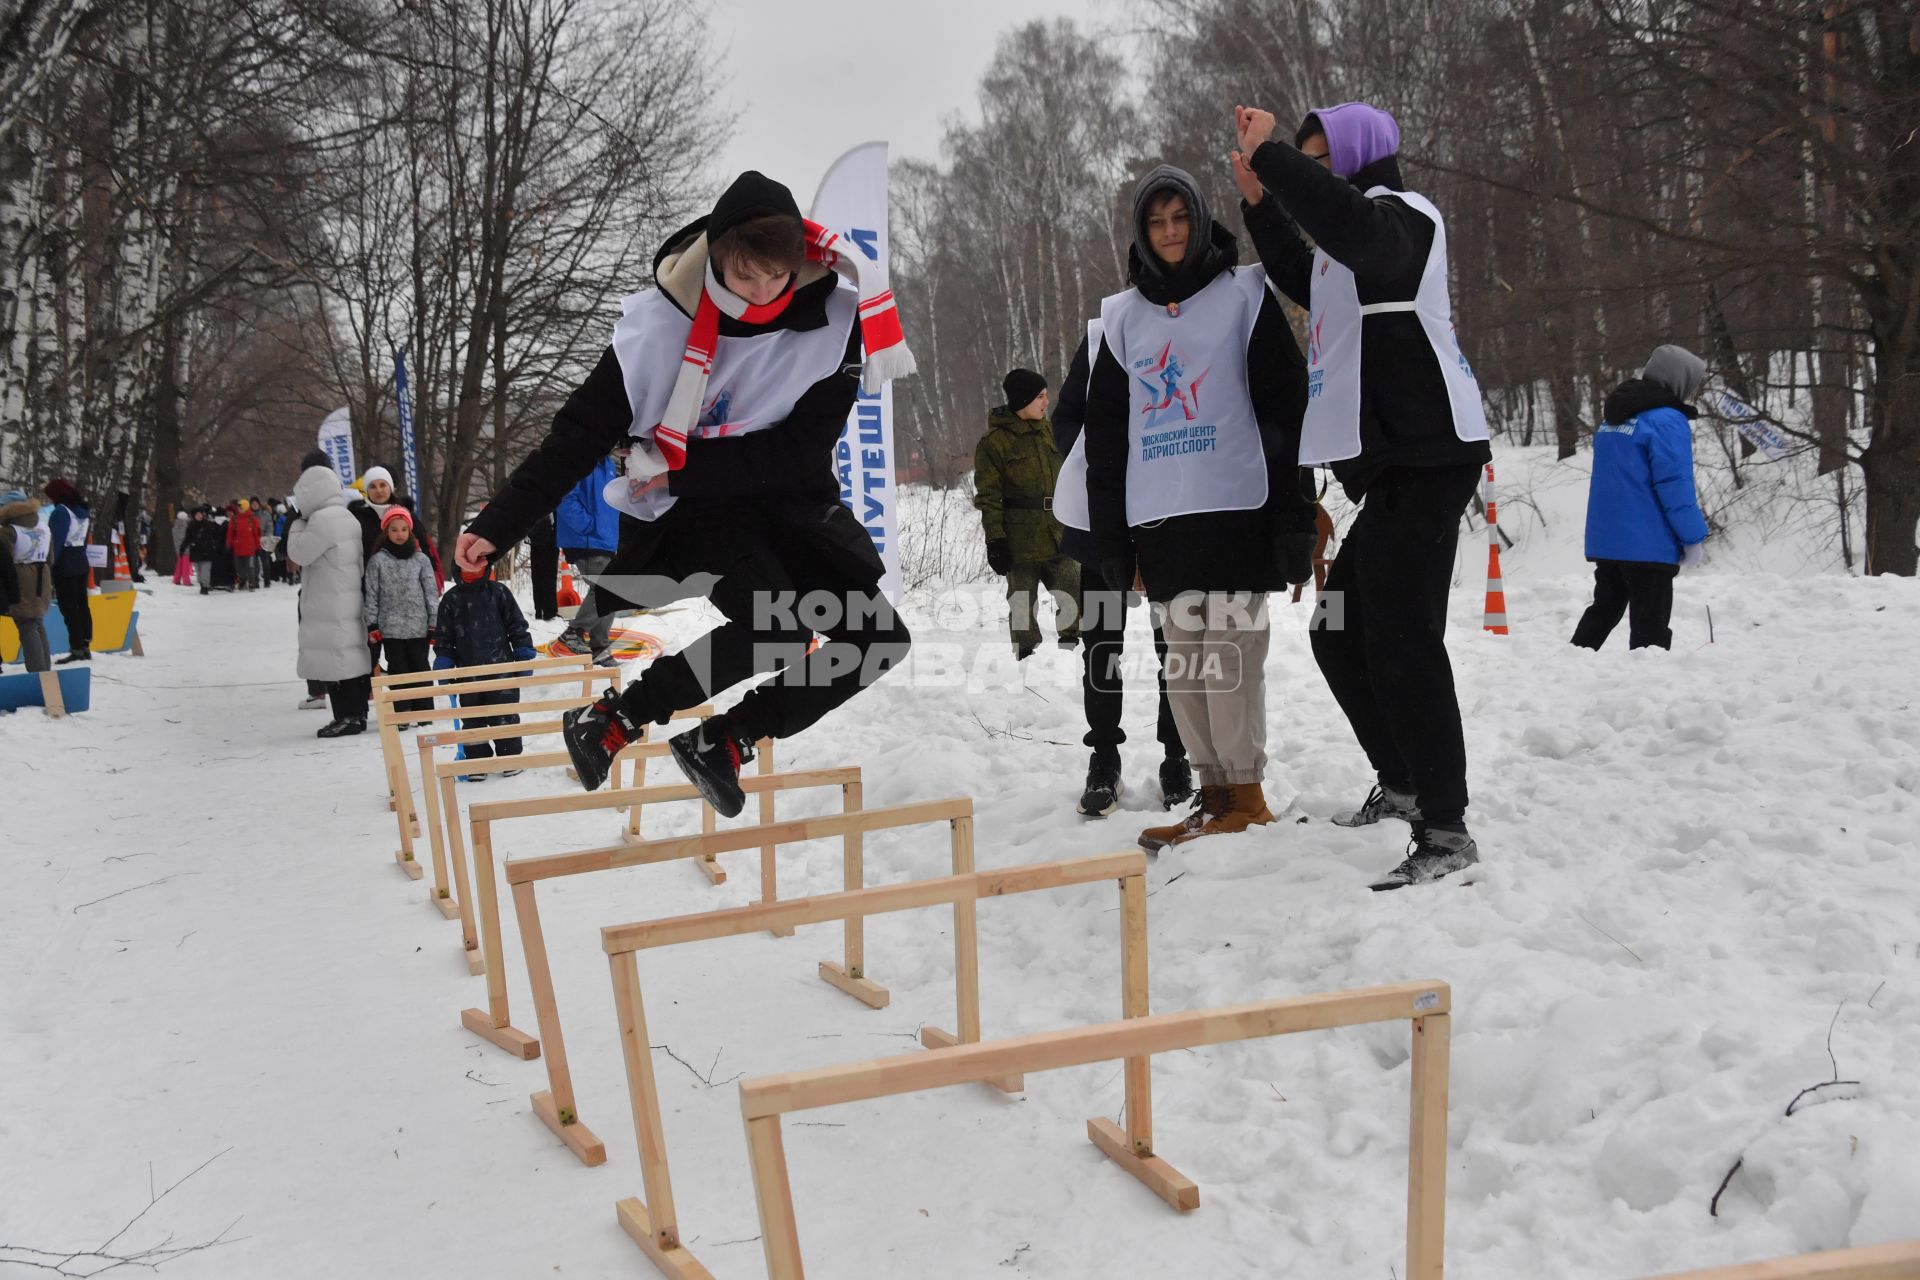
[1082,164,1317,853]
[1232,102,1491,889]
[453,171,915,817]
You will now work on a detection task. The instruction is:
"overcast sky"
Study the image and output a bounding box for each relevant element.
[705,0,1109,208]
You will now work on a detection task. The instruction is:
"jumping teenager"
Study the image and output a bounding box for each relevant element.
[451,171,916,816]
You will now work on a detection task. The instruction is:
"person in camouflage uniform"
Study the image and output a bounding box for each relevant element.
[974,368,1080,659]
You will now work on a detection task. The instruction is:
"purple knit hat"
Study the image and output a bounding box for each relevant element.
[1296,102,1401,179]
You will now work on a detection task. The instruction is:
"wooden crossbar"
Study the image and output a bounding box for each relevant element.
[382,667,609,702]
[478,775,885,1176]
[736,981,1452,1280]
[1633,1243,1920,1280]
[603,850,1152,1280]
[604,852,1143,953]
[373,652,589,690]
[507,798,973,885]
[461,770,888,1064]
[373,653,592,695]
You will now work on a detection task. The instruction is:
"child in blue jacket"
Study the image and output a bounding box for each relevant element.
[1572,344,1711,651]
[433,564,537,764]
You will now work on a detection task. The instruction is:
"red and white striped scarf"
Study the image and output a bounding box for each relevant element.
[647,219,914,474]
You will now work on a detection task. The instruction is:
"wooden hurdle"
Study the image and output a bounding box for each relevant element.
[736,981,1452,1280]
[415,717,572,920]
[1633,1243,1920,1279]
[598,851,1152,1278]
[414,706,720,932]
[612,731,777,897]
[373,653,593,821]
[461,769,877,1061]
[375,661,604,878]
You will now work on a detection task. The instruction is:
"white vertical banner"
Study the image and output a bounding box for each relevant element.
[811,141,901,602]
[316,407,356,484]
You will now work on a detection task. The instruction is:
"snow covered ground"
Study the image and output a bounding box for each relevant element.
[4,446,1917,1279]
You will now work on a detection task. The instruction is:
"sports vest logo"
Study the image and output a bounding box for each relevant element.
[697,387,736,438]
[1133,342,1212,429]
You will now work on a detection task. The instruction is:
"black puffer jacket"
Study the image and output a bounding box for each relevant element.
[1244,142,1491,500]
[1083,221,1317,601]
[1050,336,1097,568]
[432,578,532,668]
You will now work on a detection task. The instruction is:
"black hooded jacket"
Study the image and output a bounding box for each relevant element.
[1082,218,1316,600]
[1244,142,1491,500]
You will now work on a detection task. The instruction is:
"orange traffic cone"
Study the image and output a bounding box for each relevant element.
[1482,463,1509,635]
[111,536,131,581]
[556,555,581,609]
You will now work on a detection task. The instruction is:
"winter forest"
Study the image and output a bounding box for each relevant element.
[2,0,1917,573]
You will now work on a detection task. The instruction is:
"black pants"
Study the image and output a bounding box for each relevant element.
[458,687,522,757]
[52,572,91,652]
[531,540,559,620]
[382,636,435,712]
[1079,567,1182,757]
[1571,560,1677,651]
[619,539,911,742]
[329,674,371,722]
[1309,463,1480,827]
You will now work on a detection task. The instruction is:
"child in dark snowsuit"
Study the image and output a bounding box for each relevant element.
[433,564,536,761]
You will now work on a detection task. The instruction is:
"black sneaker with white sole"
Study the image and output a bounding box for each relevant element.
[561,688,640,792]
[1334,781,1420,828]
[1158,754,1195,809]
[1076,751,1123,817]
[1370,824,1480,891]
[669,720,754,819]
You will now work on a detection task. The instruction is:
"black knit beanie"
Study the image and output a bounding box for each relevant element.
[1002,368,1047,414]
[709,171,803,239]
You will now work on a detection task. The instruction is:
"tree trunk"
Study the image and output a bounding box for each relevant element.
[148,305,183,565]
[1861,325,1920,575]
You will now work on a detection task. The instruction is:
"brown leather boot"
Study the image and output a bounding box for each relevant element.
[1195,782,1276,837]
[1138,784,1228,852]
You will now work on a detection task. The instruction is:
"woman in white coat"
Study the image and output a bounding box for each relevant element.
[287,463,372,737]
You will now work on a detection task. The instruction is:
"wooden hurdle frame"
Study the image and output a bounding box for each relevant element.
[373,652,593,818]
[612,731,778,893]
[460,770,885,1062]
[413,707,723,939]
[414,716,576,922]
[598,850,1153,1279]
[375,661,604,878]
[736,981,1452,1280]
[1634,1243,1920,1279]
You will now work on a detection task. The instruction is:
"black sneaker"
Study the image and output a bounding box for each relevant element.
[316,717,366,739]
[669,720,754,819]
[561,688,639,792]
[1158,754,1195,809]
[1076,752,1123,817]
[1370,824,1480,891]
[1333,781,1420,828]
[56,650,90,664]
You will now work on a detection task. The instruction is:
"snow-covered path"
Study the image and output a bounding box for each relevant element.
[3,550,1917,1278]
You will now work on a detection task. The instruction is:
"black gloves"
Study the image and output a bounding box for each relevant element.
[985,538,1012,575]
[1279,531,1317,586]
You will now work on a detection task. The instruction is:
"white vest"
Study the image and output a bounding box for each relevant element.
[1095,268,1271,526]
[605,283,858,521]
[1050,318,1102,532]
[60,508,90,547]
[1300,187,1490,466]
[11,521,51,564]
